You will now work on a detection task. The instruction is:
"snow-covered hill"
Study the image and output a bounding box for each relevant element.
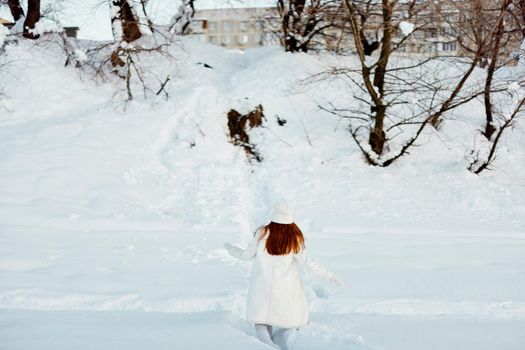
[0,37,524,349]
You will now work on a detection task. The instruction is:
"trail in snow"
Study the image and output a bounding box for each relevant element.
[151,44,284,239]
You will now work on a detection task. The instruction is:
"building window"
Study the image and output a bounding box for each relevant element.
[208,21,218,33]
[426,28,437,38]
[255,34,263,45]
[223,21,233,32]
[223,35,231,45]
[191,20,205,32]
[239,34,249,44]
[442,41,456,51]
[240,21,249,31]
[209,36,218,44]
[442,27,457,37]
[255,20,264,30]
[413,30,424,40]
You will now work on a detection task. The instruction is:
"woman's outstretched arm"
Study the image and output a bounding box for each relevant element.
[295,249,344,286]
[224,230,261,261]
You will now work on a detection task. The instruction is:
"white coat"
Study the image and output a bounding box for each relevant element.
[225,228,341,329]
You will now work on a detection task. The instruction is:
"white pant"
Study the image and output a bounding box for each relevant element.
[254,323,297,350]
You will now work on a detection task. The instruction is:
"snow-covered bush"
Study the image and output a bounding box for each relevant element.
[82,26,179,103]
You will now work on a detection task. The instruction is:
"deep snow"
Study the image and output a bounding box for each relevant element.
[0,36,524,349]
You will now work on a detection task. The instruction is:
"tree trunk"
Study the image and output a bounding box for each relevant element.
[369,105,386,155]
[7,0,24,22]
[22,0,40,39]
[279,0,312,53]
[368,0,392,155]
[519,0,525,37]
[516,0,525,66]
[483,16,504,140]
[279,0,295,52]
[111,0,142,43]
[373,0,392,93]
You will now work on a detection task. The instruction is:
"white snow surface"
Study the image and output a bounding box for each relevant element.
[29,19,63,36]
[0,37,524,349]
[74,48,88,63]
[0,24,9,46]
[508,81,521,93]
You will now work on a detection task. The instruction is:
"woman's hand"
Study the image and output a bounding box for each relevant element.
[224,242,245,259]
[224,238,258,261]
[295,250,344,287]
[223,242,237,255]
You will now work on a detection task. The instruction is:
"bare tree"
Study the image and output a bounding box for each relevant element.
[169,0,196,35]
[77,1,177,101]
[277,0,342,52]
[467,0,525,173]
[481,0,513,140]
[109,0,143,97]
[468,90,525,174]
[313,0,511,167]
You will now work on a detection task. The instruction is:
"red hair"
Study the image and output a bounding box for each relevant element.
[256,222,305,255]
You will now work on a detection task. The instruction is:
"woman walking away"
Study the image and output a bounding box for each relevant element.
[224,202,343,349]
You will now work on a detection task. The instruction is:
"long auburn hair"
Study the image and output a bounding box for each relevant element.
[255,222,305,255]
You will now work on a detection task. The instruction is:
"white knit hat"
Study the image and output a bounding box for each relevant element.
[269,201,294,224]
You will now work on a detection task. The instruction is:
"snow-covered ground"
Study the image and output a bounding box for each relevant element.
[0,37,524,349]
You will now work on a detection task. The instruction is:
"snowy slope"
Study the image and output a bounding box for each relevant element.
[0,36,524,349]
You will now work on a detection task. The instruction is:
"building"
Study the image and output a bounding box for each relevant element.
[63,26,80,38]
[351,0,520,63]
[187,6,464,56]
[188,7,279,50]
[186,4,520,65]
